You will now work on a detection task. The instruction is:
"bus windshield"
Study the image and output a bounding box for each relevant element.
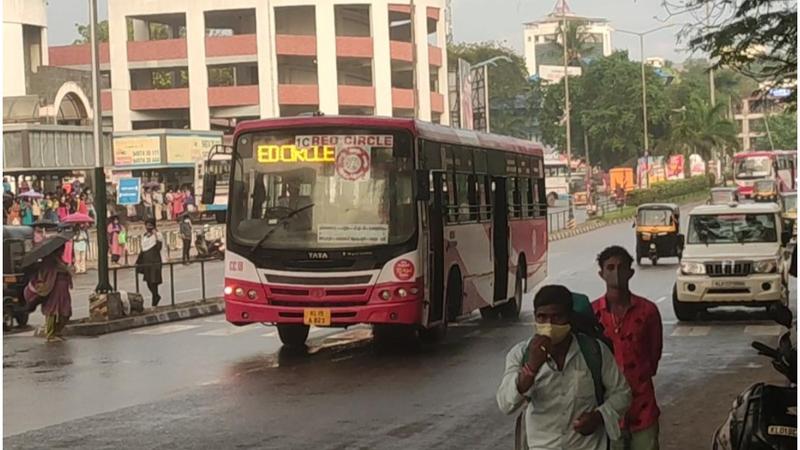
[229,129,415,249]
[735,156,773,179]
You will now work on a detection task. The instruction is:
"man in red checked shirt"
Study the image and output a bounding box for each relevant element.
[593,246,663,450]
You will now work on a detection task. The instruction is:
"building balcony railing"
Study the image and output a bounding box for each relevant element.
[338,85,375,107]
[208,85,260,107]
[430,92,444,113]
[101,90,112,112]
[392,88,414,110]
[278,84,319,105]
[127,39,188,62]
[129,88,190,110]
[336,37,373,58]
[428,45,442,67]
[48,43,110,67]
[390,41,413,62]
[205,35,258,58]
[276,35,316,56]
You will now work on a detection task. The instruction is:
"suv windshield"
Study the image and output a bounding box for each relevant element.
[228,129,415,250]
[688,213,778,244]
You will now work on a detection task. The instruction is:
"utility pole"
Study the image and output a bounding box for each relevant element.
[89,0,112,293]
[561,7,572,193]
[638,34,650,189]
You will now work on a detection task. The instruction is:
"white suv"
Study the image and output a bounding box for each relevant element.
[673,202,791,321]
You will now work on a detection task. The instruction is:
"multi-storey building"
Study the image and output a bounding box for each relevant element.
[48,0,450,134]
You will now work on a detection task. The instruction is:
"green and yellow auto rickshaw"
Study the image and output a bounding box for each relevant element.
[634,203,684,266]
[779,191,797,237]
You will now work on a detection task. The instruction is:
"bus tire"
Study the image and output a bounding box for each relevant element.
[479,305,500,321]
[672,285,700,322]
[445,267,463,323]
[500,264,525,321]
[277,324,310,348]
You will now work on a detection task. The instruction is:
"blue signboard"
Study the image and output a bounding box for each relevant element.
[117,178,141,206]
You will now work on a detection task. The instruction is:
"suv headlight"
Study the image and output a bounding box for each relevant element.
[753,259,779,273]
[681,262,706,275]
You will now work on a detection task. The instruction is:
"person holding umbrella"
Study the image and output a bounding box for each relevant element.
[23,236,73,342]
[136,218,163,307]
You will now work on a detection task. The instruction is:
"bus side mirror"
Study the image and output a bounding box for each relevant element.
[416,170,430,201]
[201,173,217,205]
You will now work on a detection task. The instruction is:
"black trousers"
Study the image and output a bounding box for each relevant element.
[182,238,191,262]
[148,282,161,307]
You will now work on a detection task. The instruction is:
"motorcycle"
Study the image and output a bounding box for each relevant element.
[712,304,797,450]
[195,227,225,259]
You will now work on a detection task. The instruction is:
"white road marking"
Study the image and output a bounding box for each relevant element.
[662,352,673,358]
[655,296,667,304]
[176,288,200,294]
[131,324,201,335]
[197,326,254,336]
[670,326,711,337]
[204,317,229,324]
[744,325,782,336]
[262,331,277,338]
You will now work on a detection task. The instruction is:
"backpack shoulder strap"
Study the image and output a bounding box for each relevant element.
[576,333,605,407]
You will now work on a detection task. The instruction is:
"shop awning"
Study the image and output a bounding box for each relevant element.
[3,96,41,123]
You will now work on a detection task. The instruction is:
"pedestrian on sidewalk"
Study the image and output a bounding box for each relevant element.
[165,188,174,221]
[108,216,124,264]
[136,218,163,307]
[592,246,663,450]
[24,251,73,343]
[497,284,631,450]
[180,214,193,264]
[153,188,164,222]
[7,199,21,225]
[72,224,90,274]
[21,199,33,225]
[172,188,185,220]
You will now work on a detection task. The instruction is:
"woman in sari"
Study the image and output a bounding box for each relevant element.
[21,200,33,225]
[24,252,72,342]
[108,216,123,264]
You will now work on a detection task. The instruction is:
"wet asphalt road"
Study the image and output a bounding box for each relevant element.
[4,205,796,449]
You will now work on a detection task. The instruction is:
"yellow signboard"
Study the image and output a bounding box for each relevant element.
[166,135,222,164]
[257,145,335,164]
[113,136,161,166]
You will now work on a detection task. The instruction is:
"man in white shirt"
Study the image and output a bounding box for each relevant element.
[497,285,632,450]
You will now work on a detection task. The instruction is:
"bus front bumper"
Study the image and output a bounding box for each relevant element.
[225,298,422,327]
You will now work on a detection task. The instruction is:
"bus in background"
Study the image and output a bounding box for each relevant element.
[209,116,549,347]
[733,150,796,198]
[544,153,569,206]
[196,153,231,223]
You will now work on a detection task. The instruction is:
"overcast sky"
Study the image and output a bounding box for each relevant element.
[46,0,698,62]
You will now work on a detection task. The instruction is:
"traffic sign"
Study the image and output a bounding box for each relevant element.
[117,177,141,206]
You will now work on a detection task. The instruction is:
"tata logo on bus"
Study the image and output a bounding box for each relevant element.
[256,145,335,164]
[308,252,329,259]
[393,259,415,281]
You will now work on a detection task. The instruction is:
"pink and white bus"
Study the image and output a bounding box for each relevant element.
[733,150,796,198]
[212,116,549,347]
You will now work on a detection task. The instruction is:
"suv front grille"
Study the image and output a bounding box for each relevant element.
[705,261,752,277]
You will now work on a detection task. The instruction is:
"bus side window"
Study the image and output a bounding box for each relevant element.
[455,172,471,222]
[524,178,535,218]
[443,173,457,224]
[507,177,521,219]
[467,174,478,221]
[536,178,547,217]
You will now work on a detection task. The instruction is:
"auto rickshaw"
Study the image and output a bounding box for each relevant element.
[779,191,796,236]
[634,203,683,266]
[3,225,33,331]
[708,187,739,205]
[753,179,779,202]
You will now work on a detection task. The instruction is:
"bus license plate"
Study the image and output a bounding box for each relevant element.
[767,425,797,437]
[303,309,331,326]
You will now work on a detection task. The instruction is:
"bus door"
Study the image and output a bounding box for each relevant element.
[426,171,446,324]
[492,177,509,302]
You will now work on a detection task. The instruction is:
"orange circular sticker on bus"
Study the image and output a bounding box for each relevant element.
[394,259,415,280]
[336,146,370,181]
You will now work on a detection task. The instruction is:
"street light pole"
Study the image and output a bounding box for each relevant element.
[89,0,112,293]
[617,23,678,190]
[561,13,572,193]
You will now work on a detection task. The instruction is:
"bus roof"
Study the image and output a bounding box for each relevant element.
[733,150,797,159]
[233,116,544,157]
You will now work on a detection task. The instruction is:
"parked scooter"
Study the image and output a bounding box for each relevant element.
[712,304,797,450]
[195,226,224,259]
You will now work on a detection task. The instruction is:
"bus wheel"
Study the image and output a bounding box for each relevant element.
[277,324,310,348]
[499,269,524,320]
[479,305,500,321]
[418,317,447,344]
[445,268,463,323]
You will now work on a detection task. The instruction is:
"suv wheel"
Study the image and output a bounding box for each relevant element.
[673,285,700,321]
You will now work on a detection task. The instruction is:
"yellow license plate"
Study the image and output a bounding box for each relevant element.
[303,309,331,326]
[3,275,17,283]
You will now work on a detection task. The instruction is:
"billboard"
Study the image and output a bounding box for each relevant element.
[166,135,222,163]
[667,155,685,180]
[113,136,161,166]
[690,154,706,177]
[458,59,475,130]
[449,59,489,132]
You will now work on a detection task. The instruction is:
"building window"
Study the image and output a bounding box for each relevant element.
[127,14,187,41]
[204,9,256,36]
[335,5,371,37]
[389,9,412,42]
[208,64,259,87]
[277,56,317,84]
[130,68,189,90]
[337,58,373,86]
[275,6,316,35]
[391,61,413,89]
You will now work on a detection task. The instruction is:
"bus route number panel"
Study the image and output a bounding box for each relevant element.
[303,309,332,326]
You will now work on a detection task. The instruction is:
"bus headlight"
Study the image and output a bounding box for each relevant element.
[680,262,706,275]
[224,286,233,295]
[379,290,392,301]
[234,287,245,297]
[247,289,258,300]
[395,288,408,298]
[754,259,778,273]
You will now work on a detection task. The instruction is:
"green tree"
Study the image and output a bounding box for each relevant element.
[447,41,538,139]
[686,0,797,109]
[552,20,596,66]
[73,20,109,44]
[659,95,739,168]
[754,112,798,150]
[539,51,670,169]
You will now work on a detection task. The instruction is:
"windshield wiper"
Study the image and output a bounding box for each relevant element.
[249,203,315,255]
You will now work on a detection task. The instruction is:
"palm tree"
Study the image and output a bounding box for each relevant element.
[663,95,739,175]
[552,21,596,66]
